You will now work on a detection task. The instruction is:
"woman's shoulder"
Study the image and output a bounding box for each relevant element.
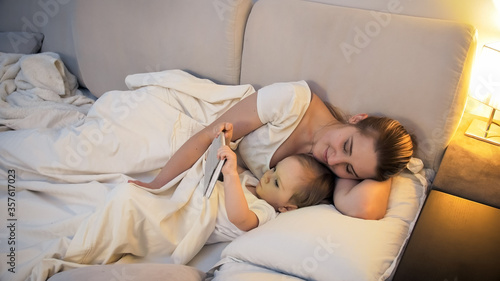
[254,81,311,123]
[257,81,311,112]
[258,80,310,99]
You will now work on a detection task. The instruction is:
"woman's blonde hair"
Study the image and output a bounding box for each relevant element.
[324,103,416,181]
[355,116,416,181]
[288,154,336,208]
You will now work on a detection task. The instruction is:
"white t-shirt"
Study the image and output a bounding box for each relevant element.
[206,170,277,244]
[236,80,311,179]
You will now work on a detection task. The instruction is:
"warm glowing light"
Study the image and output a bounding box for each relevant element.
[470,43,500,110]
[465,43,500,146]
[494,0,500,11]
[494,0,500,28]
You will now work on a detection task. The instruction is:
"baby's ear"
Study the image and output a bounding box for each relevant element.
[278,204,298,213]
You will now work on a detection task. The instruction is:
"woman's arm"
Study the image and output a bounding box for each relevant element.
[333,178,391,220]
[219,145,259,231]
[130,93,263,189]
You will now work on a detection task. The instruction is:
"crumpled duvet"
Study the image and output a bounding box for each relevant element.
[0,52,94,130]
[0,69,255,281]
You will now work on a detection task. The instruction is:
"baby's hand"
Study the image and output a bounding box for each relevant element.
[218,145,238,177]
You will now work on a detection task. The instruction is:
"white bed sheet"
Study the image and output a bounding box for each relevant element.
[0,70,254,281]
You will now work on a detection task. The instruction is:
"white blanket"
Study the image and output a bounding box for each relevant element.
[0,70,255,281]
[0,52,94,130]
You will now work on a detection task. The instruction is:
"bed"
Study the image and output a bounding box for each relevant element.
[0,0,477,280]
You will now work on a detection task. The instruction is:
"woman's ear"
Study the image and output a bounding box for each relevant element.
[348,113,368,124]
[278,204,298,213]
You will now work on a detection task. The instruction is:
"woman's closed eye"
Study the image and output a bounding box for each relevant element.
[343,137,357,176]
[345,164,353,176]
[346,162,360,178]
[343,137,352,155]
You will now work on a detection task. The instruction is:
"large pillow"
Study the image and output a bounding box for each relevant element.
[0,32,44,54]
[211,162,429,281]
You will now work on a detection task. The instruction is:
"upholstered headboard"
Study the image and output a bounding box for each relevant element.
[71,0,252,96]
[240,0,477,171]
[0,0,253,97]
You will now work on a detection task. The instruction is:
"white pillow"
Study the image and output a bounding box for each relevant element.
[214,169,428,281]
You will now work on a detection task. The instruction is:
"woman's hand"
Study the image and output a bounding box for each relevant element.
[213,122,234,145]
[128,179,161,189]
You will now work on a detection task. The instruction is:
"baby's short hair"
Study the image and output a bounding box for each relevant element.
[288,154,336,208]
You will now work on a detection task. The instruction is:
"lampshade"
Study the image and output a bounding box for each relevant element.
[465,42,500,145]
[470,43,500,110]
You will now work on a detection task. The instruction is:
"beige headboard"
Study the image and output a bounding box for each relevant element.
[0,0,254,98]
[240,0,477,171]
[71,0,253,97]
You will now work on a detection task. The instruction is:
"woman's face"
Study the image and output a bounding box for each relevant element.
[311,123,378,180]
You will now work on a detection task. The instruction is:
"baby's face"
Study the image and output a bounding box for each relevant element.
[255,157,304,211]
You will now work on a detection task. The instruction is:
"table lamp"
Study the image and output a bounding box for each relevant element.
[465,42,500,146]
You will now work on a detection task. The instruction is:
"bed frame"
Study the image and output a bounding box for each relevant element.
[0,0,477,280]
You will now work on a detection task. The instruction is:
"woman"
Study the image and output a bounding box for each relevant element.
[131,80,415,220]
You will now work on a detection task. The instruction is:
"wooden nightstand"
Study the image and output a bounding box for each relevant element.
[431,113,500,208]
[393,113,500,281]
[392,189,500,281]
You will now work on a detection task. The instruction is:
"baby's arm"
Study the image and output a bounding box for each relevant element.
[218,145,259,232]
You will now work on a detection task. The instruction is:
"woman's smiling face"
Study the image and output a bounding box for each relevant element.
[311,123,378,180]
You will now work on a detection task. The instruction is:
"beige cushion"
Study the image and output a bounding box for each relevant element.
[72,0,253,97]
[240,0,477,171]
